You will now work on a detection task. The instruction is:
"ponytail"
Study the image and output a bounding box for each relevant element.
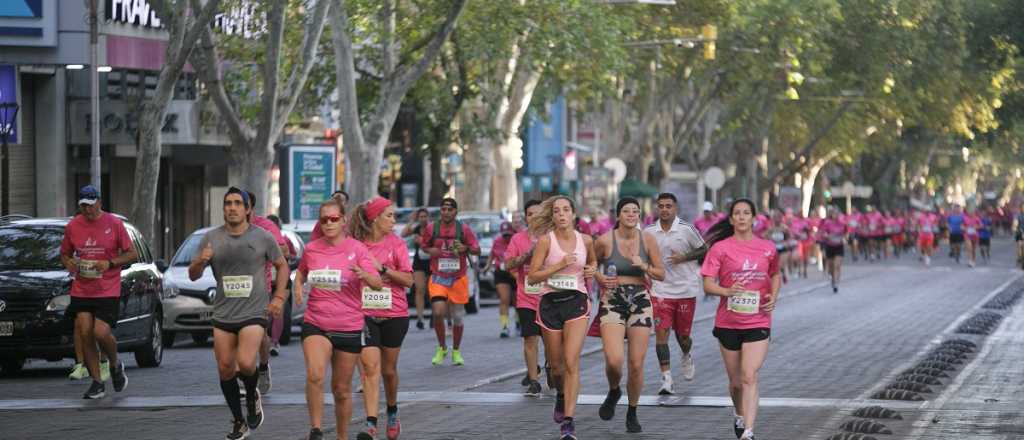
[348,203,373,241]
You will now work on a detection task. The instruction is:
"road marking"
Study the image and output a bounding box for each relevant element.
[0,392,933,412]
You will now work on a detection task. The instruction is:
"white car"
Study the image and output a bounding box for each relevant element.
[159,227,306,347]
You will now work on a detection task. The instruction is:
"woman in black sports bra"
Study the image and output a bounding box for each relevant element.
[592,198,665,434]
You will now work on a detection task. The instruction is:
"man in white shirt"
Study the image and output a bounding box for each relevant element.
[644,193,707,395]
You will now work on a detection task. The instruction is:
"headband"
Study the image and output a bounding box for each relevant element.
[366,197,392,222]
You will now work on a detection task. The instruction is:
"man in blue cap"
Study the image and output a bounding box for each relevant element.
[59,185,137,399]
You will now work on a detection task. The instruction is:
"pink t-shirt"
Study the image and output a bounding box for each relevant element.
[363,234,414,318]
[60,213,134,298]
[694,215,717,236]
[298,238,378,332]
[865,212,885,237]
[700,236,780,330]
[818,219,846,246]
[917,213,938,237]
[963,214,982,238]
[491,234,512,268]
[753,214,770,237]
[505,231,541,311]
[252,215,286,293]
[420,221,479,280]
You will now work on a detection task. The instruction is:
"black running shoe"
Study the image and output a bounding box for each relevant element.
[598,387,622,421]
[83,380,106,399]
[553,394,566,424]
[245,388,264,430]
[733,416,745,439]
[521,374,531,387]
[306,427,323,440]
[416,319,425,330]
[111,361,127,392]
[626,409,642,433]
[226,419,249,440]
[526,380,542,397]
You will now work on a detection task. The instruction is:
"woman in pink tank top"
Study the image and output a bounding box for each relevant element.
[527,196,597,440]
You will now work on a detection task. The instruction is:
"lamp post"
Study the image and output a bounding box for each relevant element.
[0,102,19,216]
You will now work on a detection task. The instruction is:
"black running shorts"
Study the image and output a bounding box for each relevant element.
[300,322,370,354]
[823,244,844,259]
[516,307,542,337]
[67,297,120,328]
[363,316,409,348]
[537,290,589,331]
[212,318,268,334]
[713,327,771,351]
[494,269,516,287]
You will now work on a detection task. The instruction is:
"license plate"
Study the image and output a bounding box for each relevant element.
[0,321,13,337]
[199,311,214,322]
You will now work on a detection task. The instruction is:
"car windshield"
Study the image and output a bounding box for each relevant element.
[0,225,65,271]
[170,233,204,267]
[461,218,502,239]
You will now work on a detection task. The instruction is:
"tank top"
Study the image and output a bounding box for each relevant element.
[601,228,649,278]
[542,230,588,295]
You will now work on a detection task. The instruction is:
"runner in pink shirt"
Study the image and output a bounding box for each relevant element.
[817,208,846,293]
[245,190,289,392]
[700,198,781,440]
[487,222,517,338]
[59,185,138,399]
[350,197,415,439]
[694,201,719,236]
[504,199,546,396]
[843,209,862,261]
[752,213,770,239]
[916,210,939,266]
[293,200,383,440]
[309,190,349,241]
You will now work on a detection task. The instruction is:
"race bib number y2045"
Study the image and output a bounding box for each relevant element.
[222,276,254,298]
[727,291,761,315]
[361,287,393,310]
[308,269,342,291]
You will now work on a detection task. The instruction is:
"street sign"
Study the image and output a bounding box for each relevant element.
[841,181,855,197]
[703,166,725,190]
[831,185,873,198]
[286,145,336,222]
[603,158,627,184]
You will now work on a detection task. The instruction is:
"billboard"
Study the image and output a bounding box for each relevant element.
[287,145,336,222]
[0,65,17,143]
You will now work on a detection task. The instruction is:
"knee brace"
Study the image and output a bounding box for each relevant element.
[450,304,466,326]
[656,343,671,367]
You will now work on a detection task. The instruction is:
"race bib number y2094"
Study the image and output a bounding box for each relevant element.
[362,287,393,310]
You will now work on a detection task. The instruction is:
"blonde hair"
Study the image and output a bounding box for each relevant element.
[319,199,345,217]
[529,195,575,237]
[348,202,374,241]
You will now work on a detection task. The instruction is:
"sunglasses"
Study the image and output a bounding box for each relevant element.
[320,215,342,224]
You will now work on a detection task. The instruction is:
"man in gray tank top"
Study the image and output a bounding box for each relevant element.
[189,187,289,440]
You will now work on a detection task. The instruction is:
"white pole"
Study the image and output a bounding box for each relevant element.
[89,0,101,191]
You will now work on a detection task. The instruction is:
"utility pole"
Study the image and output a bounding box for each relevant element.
[89,0,101,191]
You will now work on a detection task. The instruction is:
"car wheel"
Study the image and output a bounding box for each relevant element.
[191,331,210,345]
[161,330,176,348]
[279,296,294,346]
[0,357,25,376]
[134,312,163,368]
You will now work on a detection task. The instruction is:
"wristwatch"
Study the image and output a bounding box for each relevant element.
[379,267,388,276]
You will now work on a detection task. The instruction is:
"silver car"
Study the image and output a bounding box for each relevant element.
[159,227,306,347]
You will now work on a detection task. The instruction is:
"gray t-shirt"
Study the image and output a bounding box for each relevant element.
[200,225,283,324]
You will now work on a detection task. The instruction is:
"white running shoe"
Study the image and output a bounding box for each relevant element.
[658,372,674,395]
[681,353,695,381]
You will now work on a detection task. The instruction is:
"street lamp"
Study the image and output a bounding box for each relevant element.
[0,102,19,216]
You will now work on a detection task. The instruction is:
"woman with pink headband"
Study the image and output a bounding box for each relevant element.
[350,197,414,440]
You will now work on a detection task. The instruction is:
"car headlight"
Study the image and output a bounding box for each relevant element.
[163,281,180,298]
[46,294,71,312]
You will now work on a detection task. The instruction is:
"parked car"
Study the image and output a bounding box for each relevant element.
[159,226,306,347]
[0,216,165,375]
[457,211,509,295]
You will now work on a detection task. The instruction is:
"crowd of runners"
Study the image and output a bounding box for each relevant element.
[58,182,1024,440]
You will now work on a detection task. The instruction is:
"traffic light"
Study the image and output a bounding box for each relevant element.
[702,24,717,60]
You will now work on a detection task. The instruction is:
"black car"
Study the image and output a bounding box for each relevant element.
[0,216,165,375]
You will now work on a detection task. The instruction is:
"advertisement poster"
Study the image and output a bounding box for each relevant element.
[0,65,17,144]
[289,145,336,221]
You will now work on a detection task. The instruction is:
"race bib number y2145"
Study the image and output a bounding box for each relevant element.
[547,274,579,292]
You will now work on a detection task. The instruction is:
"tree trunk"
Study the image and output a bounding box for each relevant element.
[800,153,836,216]
[461,137,493,211]
[428,144,447,204]
[227,140,273,214]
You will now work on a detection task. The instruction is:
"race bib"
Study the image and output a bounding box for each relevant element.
[524,281,545,295]
[438,258,460,273]
[361,286,393,310]
[828,234,843,243]
[967,227,977,235]
[77,259,103,279]
[922,226,933,233]
[308,269,342,291]
[727,290,761,315]
[547,274,579,292]
[850,221,859,227]
[222,275,254,298]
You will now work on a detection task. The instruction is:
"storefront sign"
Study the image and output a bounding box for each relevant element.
[106,0,162,28]
[105,0,263,37]
[68,100,199,145]
[288,145,336,221]
[0,65,18,143]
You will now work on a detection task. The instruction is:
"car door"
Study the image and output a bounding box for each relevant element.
[116,227,147,341]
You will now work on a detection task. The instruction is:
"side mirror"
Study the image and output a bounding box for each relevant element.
[155,259,168,273]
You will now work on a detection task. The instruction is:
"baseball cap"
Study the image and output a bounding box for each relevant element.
[702,201,714,212]
[500,221,514,235]
[78,185,100,205]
